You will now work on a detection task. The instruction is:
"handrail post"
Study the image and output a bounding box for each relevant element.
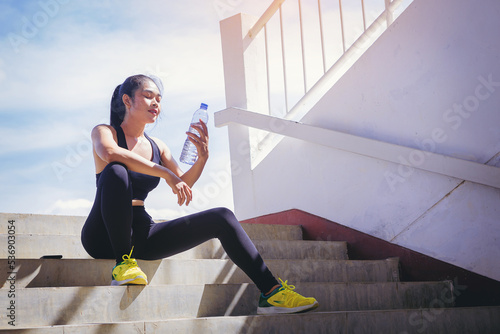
[361,0,367,31]
[298,0,307,93]
[339,0,346,53]
[318,0,327,73]
[385,0,394,27]
[220,14,269,113]
[220,14,269,217]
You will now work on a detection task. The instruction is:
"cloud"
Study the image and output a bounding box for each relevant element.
[144,207,189,221]
[0,0,227,113]
[44,198,93,216]
[0,121,93,155]
[0,0,274,217]
[0,29,225,120]
[0,58,5,83]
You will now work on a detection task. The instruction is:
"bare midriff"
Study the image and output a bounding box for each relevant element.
[132,199,145,206]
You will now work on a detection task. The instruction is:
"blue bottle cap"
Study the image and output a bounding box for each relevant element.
[200,103,208,110]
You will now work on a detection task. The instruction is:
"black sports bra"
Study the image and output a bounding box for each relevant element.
[96,126,161,201]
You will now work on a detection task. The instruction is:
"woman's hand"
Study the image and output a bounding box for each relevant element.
[187,119,209,162]
[166,176,193,206]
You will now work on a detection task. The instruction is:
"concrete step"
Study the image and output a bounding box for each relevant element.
[0,235,347,259]
[0,281,455,329]
[1,257,400,288]
[5,307,499,334]
[1,213,303,239]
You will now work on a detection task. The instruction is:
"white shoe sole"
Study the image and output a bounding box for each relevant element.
[257,301,319,315]
[111,275,148,286]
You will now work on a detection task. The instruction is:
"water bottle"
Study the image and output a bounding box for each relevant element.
[180,103,209,165]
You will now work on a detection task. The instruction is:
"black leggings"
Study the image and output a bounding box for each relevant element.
[81,162,279,293]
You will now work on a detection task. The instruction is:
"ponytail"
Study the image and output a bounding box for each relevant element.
[110,84,125,128]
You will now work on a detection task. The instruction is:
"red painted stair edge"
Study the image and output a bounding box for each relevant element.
[241,208,500,307]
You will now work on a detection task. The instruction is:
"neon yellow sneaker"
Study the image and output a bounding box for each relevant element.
[111,247,148,286]
[257,278,319,314]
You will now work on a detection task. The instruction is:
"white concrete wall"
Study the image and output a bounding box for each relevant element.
[222,0,500,281]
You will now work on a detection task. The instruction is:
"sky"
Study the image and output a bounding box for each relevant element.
[0,0,408,220]
[0,0,275,219]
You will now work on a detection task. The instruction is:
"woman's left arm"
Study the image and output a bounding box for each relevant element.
[154,120,209,188]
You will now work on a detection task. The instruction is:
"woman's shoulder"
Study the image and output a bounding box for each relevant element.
[91,124,117,136]
[90,124,120,146]
[92,123,115,132]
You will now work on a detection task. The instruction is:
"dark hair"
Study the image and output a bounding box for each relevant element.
[110,74,156,128]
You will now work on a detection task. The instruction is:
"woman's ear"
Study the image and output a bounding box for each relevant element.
[122,94,132,109]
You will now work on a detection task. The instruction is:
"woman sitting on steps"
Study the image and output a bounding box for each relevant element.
[80,74,318,315]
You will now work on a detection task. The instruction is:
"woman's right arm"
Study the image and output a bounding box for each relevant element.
[92,124,192,206]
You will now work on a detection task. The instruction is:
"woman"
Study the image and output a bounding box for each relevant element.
[81,74,318,315]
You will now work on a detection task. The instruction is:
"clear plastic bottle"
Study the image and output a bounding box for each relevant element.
[180,103,208,165]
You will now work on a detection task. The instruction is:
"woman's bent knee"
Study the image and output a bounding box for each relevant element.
[102,162,128,177]
[207,207,240,231]
[210,207,236,220]
[98,162,129,187]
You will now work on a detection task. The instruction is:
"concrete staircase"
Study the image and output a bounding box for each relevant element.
[1,213,499,333]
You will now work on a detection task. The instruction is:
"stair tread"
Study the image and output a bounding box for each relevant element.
[0,213,303,239]
[7,307,499,334]
[1,214,496,332]
[0,235,348,259]
[1,257,400,288]
[0,281,458,329]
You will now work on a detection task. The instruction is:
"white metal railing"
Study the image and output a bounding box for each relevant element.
[216,107,500,190]
[246,0,412,118]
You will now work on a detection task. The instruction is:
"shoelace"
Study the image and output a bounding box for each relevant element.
[120,246,138,267]
[277,278,303,305]
[278,278,296,292]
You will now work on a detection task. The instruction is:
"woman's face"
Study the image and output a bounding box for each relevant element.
[126,79,162,124]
